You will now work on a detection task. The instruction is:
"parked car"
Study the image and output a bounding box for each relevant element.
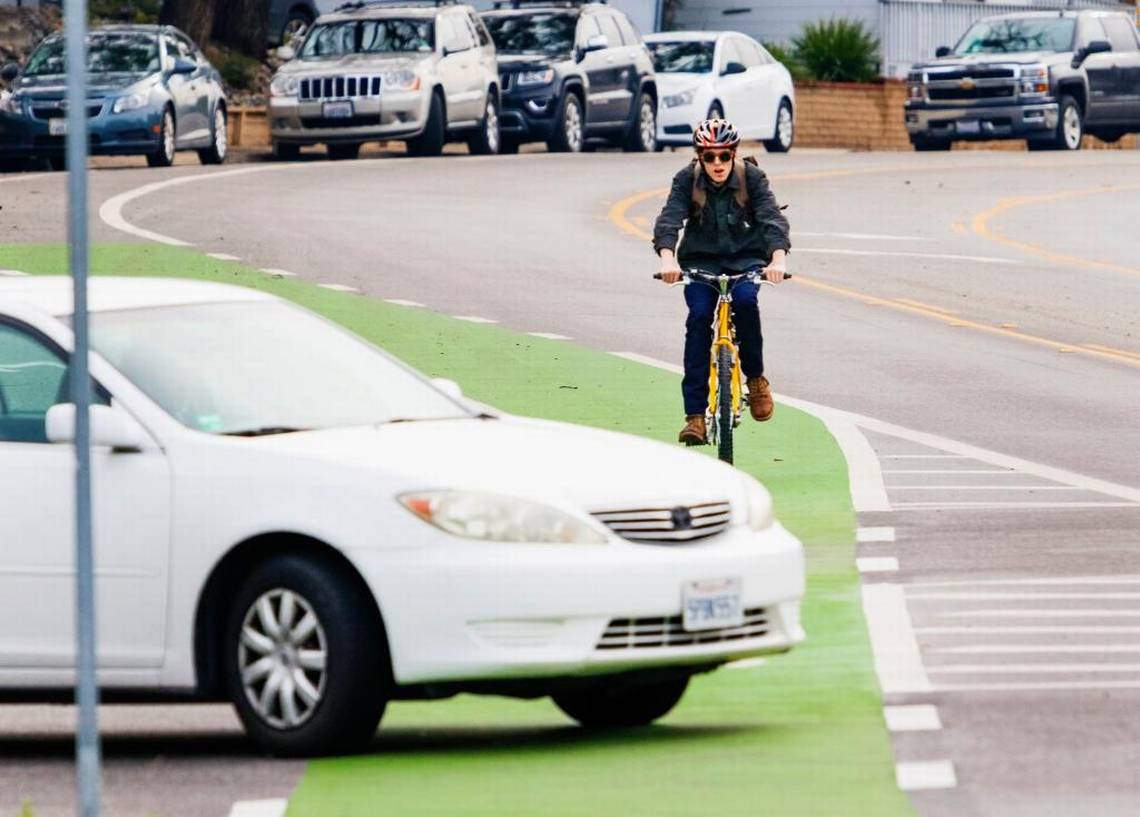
[0,25,227,169]
[0,275,806,756]
[269,0,346,47]
[905,9,1140,151]
[268,1,501,159]
[480,0,658,153]
[645,31,794,153]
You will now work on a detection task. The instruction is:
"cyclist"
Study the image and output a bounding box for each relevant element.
[653,117,791,446]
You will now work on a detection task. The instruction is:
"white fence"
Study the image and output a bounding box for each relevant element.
[880,0,1131,77]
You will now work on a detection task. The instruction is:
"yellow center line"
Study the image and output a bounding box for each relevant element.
[609,174,1140,370]
[894,297,956,315]
[970,184,1140,279]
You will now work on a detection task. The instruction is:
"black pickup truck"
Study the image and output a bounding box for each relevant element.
[904,9,1140,150]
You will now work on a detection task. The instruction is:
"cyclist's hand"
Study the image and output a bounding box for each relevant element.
[661,269,684,284]
[762,262,786,283]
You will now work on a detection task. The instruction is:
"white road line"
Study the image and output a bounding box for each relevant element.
[909,592,1140,601]
[858,557,900,573]
[916,626,1140,635]
[0,172,51,186]
[888,485,1084,491]
[914,576,1140,588]
[884,705,942,732]
[528,332,572,340]
[319,283,359,292]
[797,247,1020,265]
[932,645,1140,655]
[882,454,969,459]
[228,799,288,817]
[611,351,682,374]
[881,469,1016,474]
[794,231,927,242]
[0,269,28,276]
[857,526,896,543]
[384,298,425,307]
[928,663,1140,674]
[861,584,932,694]
[943,610,1140,618]
[207,252,240,261]
[896,761,957,791]
[935,680,1140,692]
[261,268,297,278]
[452,315,498,324]
[891,502,1140,510]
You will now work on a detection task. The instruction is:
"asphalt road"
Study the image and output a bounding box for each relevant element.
[2,145,1139,816]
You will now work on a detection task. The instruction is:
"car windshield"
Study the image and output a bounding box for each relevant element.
[299,19,435,58]
[24,32,160,77]
[483,13,576,57]
[648,41,716,74]
[954,18,1076,54]
[86,301,472,435]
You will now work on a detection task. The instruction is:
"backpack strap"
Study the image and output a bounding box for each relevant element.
[691,155,760,217]
[689,157,706,216]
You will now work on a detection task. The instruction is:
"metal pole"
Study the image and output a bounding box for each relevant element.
[64,0,102,815]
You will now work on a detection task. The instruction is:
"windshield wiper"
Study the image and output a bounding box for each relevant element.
[223,426,311,437]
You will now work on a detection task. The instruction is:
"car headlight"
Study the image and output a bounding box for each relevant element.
[382,69,420,91]
[741,476,774,532]
[111,92,148,114]
[0,92,23,115]
[1020,65,1049,96]
[399,490,607,544]
[270,73,299,98]
[663,89,695,108]
[516,69,554,87]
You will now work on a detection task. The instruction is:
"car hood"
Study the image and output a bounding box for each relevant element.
[655,72,710,93]
[280,54,428,76]
[14,72,150,97]
[918,51,1059,69]
[247,415,752,514]
[496,53,566,71]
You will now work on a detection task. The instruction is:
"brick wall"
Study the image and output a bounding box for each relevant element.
[792,80,1139,151]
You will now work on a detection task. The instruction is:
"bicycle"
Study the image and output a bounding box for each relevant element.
[653,268,792,465]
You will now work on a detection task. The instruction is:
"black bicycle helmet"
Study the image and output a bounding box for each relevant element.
[693,117,741,149]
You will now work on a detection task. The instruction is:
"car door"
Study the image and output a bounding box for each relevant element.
[161,33,200,144]
[595,13,633,123]
[715,38,753,131]
[465,9,497,107]
[1079,17,1119,124]
[1101,14,1140,121]
[176,32,213,142]
[739,37,779,138]
[576,14,614,124]
[0,317,171,674]
[437,13,480,124]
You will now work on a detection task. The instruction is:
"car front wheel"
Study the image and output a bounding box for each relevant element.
[1029,94,1083,151]
[146,108,176,168]
[623,92,656,152]
[553,676,689,728]
[198,106,228,165]
[467,94,500,155]
[547,92,583,153]
[224,554,388,756]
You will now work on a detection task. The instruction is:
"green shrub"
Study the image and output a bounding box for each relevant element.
[763,41,809,82]
[205,46,259,91]
[792,18,880,83]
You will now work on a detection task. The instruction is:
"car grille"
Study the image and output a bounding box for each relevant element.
[30,103,103,120]
[591,501,733,544]
[300,114,382,129]
[597,608,769,650]
[929,67,1015,81]
[928,85,1014,102]
[298,75,383,101]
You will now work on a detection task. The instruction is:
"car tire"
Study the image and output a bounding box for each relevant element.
[273,142,301,161]
[327,142,361,161]
[224,553,389,757]
[406,92,446,157]
[146,108,176,168]
[466,94,500,156]
[1034,94,1083,151]
[763,98,794,153]
[499,137,520,155]
[547,92,584,153]
[910,135,951,152]
[553,676,689,728]
[622,91,656,153]
[197,105,228,165]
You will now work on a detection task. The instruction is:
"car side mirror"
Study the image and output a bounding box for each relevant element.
[276,44,296,61]
[721,61,747,76]
[1074,39,1112,67]
[46,403,150,452]
[170,58,197,75]
[584,34,609,54]
[1,63,19,82]
[934,45,951,58]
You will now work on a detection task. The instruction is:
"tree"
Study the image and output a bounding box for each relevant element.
[158,0,215,46]
[159,0,268,58]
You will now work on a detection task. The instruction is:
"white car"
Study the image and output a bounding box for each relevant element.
[0,277,805,756]
[646,31,795,152]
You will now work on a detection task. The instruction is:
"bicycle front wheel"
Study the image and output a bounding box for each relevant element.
[717,346,734,464]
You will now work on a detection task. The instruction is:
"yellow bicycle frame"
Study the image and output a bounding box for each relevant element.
[706,284,743,424]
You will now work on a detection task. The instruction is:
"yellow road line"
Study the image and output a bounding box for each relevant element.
[894,297,956,315]
[970,184,1140,278]
[609,175,1140,370]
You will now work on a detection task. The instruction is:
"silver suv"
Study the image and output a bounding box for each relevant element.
[269,0,500,159]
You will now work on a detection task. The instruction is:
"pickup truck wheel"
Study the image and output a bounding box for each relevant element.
[910,135,951,152]
[1034,95,1083,151]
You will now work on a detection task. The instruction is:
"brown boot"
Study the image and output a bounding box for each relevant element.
[747,376,774,422]
[678,414,707,446]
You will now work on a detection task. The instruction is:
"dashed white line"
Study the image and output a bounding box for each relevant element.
[228,799,288,817]
[891,501,1140,510]
[319,283,359,292]
[909,592,1140,601]
[929,663,1140,674]
[914,575,1140,588]
[884,705,942,732]
[932,644,1140,655]
[935,680,1140,693]
[943,609,1140,618]
[261,268,297,278]
[207,252,241,261]
[857,526,896,543]
[528,332,572,340]
[384,298,425,307]
[797,247,1020,265]
[858,557,900,573]
[916,626,1140,635]
[452,315,497,324]
[795,231,928,242]
[861,583,932,694]
[896,760,957,791]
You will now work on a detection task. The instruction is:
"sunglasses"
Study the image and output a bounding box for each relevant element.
[700,150,734,165]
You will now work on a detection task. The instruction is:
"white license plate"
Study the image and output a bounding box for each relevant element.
[956,120,980,135]
[49,118,67,136]
[322,101,354,119]
[682,577,743,632]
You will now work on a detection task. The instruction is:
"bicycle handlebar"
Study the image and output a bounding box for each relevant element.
[652,270,793,282]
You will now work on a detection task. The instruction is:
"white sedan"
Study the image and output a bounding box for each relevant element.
[646,31,795,152]
[0,277,805,756]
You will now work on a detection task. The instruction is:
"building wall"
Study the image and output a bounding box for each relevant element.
[671,0,879,46]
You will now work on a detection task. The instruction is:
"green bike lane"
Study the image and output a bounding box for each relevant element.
[1,243,914,817]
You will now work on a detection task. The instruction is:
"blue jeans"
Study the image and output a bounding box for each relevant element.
[682,279,763,416]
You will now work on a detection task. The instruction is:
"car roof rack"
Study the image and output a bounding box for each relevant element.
[490,0,605,9]
[334,0,458,13]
